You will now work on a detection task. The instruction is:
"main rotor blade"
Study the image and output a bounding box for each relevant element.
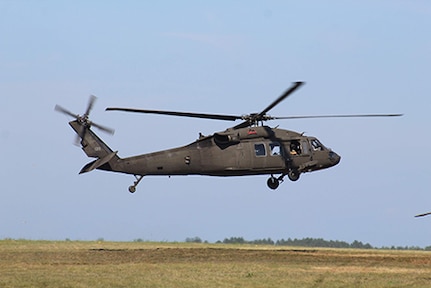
[415,212,431,218]
[258,81,304,118]
[54,105,79,118]
[106,107,242,121]
[271,113,403,120]
[233,120,252,130]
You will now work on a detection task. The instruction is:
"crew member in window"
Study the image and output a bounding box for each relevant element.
[290,142,300,155]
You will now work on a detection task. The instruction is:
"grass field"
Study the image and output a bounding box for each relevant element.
[1,240,431,287]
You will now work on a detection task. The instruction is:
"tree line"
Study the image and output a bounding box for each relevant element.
[215,237,372,249]
[184,236,431,251]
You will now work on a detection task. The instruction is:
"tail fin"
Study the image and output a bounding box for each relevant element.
[69,120,120,174]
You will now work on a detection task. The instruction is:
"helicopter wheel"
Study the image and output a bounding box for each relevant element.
[128,175,144,193]
[287,170,300,182]
[267,176,280,190]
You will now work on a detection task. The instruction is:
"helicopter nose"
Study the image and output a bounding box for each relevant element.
[329,151,341,165]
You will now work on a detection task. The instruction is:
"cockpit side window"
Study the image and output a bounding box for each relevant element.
[269,142,282,156]
[254,143,266,157]
[311,139,323,151]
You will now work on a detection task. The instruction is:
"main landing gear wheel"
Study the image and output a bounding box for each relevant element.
[128,185,136,193]
[288,170,300,182]
[267,176,280,190]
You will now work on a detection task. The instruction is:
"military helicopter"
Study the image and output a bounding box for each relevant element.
[55,82,401,193]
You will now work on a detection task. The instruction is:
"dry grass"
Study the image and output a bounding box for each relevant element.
[1,240,431,287]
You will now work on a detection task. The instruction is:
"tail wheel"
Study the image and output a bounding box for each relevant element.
[128,175,144,193]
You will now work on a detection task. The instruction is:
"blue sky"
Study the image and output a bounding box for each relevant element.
[1,1,430,247]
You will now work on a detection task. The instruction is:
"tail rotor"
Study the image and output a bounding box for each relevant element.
[55,95,114,145]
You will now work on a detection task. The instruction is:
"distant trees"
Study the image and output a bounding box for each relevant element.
[275,238,372,249]
[213,237,373,249]
[221,237,246,244]
[185,237,203,243]
[180,236,429,251]
[220,237,275,245]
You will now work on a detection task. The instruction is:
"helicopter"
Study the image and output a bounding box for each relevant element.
[55,81,402,193]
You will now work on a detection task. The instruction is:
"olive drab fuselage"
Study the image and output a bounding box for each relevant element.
[98,125,340,178]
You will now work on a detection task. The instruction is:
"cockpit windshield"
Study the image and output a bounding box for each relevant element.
[311,139,325,151]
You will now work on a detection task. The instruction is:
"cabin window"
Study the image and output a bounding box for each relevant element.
[311,139,323,151]
[269,142,281,156]
[289,140,301,155]
[254,143,266,157]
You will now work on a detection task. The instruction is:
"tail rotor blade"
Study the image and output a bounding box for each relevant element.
[85,95,97,117]
[91,122,115,135]
[55,105,79,119]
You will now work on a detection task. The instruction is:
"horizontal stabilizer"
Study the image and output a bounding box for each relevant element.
[79,151,118,174]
